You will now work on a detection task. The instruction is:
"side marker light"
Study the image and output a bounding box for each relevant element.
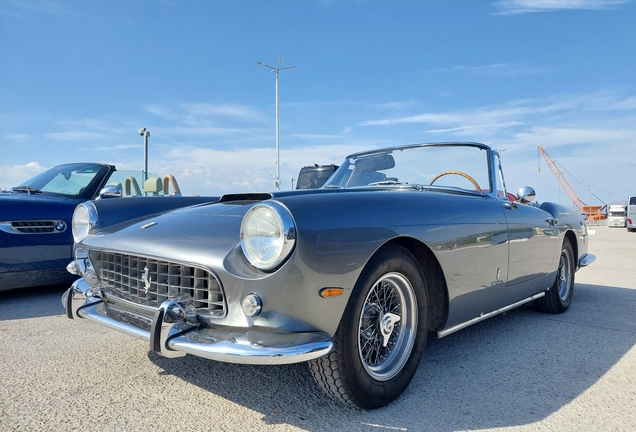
[319,288,345,298]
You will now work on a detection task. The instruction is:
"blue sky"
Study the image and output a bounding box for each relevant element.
[1,0,635,207]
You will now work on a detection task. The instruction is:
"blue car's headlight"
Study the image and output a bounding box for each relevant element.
[240,201,296,270]
[72,202,98,243]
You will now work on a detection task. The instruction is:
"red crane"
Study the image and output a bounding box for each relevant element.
[537,146,604,219]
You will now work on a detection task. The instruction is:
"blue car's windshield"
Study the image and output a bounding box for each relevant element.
[15,163,109,197]
[324,143,493,193]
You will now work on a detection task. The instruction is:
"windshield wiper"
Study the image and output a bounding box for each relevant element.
[11,186,42,194]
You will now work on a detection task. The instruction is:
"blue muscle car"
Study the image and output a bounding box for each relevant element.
[63,142,595,409]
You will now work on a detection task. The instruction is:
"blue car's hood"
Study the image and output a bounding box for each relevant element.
[0,192,82,220]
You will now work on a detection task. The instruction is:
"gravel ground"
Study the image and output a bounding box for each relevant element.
[1,226,634,431]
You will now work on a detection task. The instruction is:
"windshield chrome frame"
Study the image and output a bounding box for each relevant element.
[324,142,500,197]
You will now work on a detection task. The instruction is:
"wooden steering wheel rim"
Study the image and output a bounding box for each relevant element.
[429,170,481,190]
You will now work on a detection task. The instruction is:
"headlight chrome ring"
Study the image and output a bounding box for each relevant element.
[72,202,98,243]
[240,201,296,271]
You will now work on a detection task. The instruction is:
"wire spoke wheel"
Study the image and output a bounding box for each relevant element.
[309,245,428,409]
[358,273,418,381]
[556,247,573,301]
[534,237,575,314]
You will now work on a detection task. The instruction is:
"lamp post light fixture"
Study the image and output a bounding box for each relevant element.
[139,128,150,182]
[256,57,297,191]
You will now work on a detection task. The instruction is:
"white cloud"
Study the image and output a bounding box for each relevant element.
[509,126,634,147]
[358,104,533,127]
[44,131,109,140]
[153,126,256,137]
[0,0,74,17]
[290,133,343,139]
[429,63,548,77]
[359,92,636,130]
[365,100,420,111]
[3,133,32,141]
[152,144,362,195]
[493,0,629,15]
[424,122,525,135]
[144,103,265,125]
[0,162,47,190]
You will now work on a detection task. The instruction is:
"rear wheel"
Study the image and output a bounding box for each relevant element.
[534,238,575,314]
[309,245,429,409]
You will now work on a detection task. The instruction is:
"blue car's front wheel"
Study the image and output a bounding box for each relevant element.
[309,244,429,409]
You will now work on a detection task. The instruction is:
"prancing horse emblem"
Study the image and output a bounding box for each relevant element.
[141,266,152,294]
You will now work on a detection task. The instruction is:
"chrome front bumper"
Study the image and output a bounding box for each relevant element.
[578,253,596,268]
[63,279,333,365]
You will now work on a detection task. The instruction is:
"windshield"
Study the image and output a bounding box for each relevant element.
[296,166,338,189]
[15,163,109,197]
[324,144,492,193]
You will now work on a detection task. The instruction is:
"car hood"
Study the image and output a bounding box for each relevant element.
[0,192,82,220]
[79,186,487,261]
[81,200,254,268]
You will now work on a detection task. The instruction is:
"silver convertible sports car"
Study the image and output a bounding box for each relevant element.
[63,142,595,409]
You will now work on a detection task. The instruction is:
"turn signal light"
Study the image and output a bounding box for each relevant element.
[319,287,345,298]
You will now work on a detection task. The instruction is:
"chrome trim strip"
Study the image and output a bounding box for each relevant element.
[63,281,333,365]
[437,292,546,339]
[578,253,596,268]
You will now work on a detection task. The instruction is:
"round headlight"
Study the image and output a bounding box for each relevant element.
[240,202,296,270]
[72,202,98,243]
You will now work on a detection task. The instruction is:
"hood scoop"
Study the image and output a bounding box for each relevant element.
[218,192,272,203]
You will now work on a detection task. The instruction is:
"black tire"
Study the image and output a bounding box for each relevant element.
[309,244,429,409]
[534,237,575,314]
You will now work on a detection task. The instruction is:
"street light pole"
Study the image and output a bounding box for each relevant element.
[256,58,297,191]
[139,128,150,182]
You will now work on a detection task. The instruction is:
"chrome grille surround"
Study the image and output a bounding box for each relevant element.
[90,250,226,319]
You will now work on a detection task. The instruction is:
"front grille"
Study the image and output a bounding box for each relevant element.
[91,250,226,318]
[12,221,57,233]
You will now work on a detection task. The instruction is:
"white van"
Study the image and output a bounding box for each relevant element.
[628,196,636,232]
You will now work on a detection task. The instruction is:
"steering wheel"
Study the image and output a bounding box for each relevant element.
[429,170,481,191]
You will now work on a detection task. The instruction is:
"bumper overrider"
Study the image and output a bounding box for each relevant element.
[63,277,333,365]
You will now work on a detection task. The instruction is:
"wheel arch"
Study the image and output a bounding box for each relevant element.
[564,229,578,267]
[381,237,449,332]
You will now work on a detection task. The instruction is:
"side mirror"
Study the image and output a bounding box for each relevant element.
[516,186,536,204]
[97,184,123,199]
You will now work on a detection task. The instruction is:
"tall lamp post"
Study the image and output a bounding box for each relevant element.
[587,184,594,217]
[256,58,297,190]
[139,128,150,182]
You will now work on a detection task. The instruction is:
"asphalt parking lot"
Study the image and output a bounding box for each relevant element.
[1,226,635,431]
